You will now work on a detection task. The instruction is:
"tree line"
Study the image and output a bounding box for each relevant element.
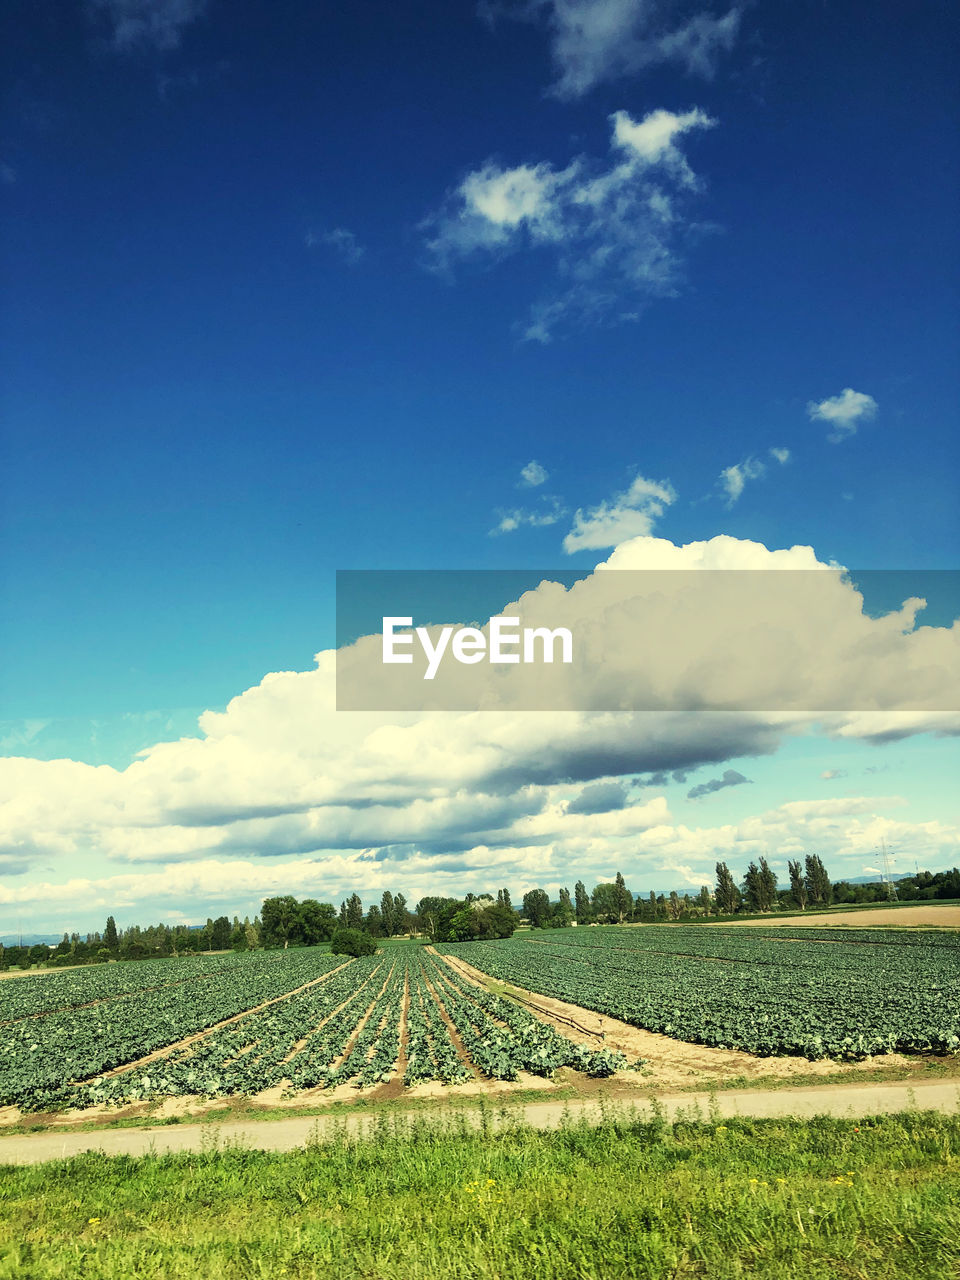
[3,863,957,971]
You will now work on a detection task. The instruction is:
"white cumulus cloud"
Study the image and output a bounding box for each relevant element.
[808,388,878,443]
[520,460,549,487]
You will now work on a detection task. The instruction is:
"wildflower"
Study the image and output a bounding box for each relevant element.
[87,1218,101,1226]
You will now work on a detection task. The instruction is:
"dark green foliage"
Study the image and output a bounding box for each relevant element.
[521,888,551,928]
[103,916,118,952]
[330,929,376,958]
[446,902,518,941]
[805,854,833,906]
[344,894,364,930]
[715,861,741,914]
[574,879,591,924]
[260,897,300,949]
[788,859,808,909]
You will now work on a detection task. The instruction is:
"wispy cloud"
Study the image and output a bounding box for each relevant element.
[821,769,848,780]
[519,460,549,487]
[306,227,365,265]
[490,1,741,99]
[718,446,790,507]
[491,495,566,535]
[687,768,751,799]
[86,0,209,53]
[563,470,675,551]
[422,106,716,341]
[808,388,878,443]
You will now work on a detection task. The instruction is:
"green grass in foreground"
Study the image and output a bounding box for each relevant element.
[1,1110,958,1280]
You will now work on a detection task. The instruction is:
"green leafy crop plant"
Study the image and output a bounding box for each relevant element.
[439,926,960,1061]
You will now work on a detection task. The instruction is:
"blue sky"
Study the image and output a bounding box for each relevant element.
[1,0,958,933]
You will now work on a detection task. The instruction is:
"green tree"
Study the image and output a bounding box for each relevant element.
[552,888,574,928]
[261,896,300,949]
[365,905,385,937]
[103,915,119,952]
[380,890,396,936]
[574,880,591,924]
[614,872,632,924]
[715,862,740,915]
[697,885,712,916]
[393,893,409,934]
[522,888,552,928]
[415,896,460,940]
[345,894,364,930]
[210,916,232,950]
[299,900,337,944]
[448,902,518,942]
[804,854,833,906]
[591,883,619,923]
[788,859,808,909]
[759,857,777,911]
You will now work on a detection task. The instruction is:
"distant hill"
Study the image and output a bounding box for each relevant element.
[0,933,61,947]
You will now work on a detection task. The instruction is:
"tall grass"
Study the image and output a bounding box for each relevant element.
[1,1109,957,1278]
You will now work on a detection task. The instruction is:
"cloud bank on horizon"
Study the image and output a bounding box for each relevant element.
[2,531,957,930]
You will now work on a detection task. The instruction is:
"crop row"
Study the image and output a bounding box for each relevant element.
[0,950,284,1026]
[0,948,345,1110]
[423,953,627,1079]
[441,934,960,1060]
[68,955,384,1108]
[403,956,472,1086]
[4,947,631,1111]
[523,926,960,980]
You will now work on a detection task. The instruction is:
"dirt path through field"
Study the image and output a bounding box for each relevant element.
[1,1080,956,1166]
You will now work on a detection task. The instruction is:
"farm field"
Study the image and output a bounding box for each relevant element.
[0,946,624,1116]
[3,927,958,1123]
[441,925,960,1060]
